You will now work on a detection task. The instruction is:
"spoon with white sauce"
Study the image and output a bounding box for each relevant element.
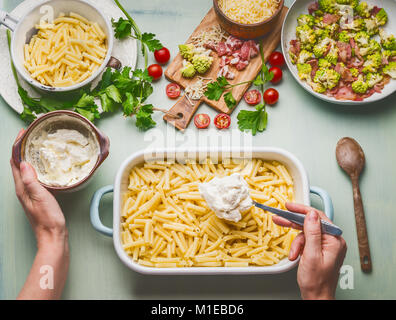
[199,173,342,236]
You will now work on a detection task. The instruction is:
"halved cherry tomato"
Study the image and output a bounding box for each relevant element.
[244,90,262,106]
[269,51,285,68]
[154,47,171,64]
[194,114,211,129]
[166,83,181,99]
[264,88,279,105]
[148,64,163,80]
[214,113,231,130]
[269,67,283,84]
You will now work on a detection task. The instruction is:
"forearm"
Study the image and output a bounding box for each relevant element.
[17,233,69,300]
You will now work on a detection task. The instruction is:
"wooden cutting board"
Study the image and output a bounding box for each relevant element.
[164,7,288,131]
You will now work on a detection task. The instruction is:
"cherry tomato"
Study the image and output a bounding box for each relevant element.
[269,67,283,84]
[148,64,163,80]
[194,114,211,129]
[214,113,231,130]
[269,51,285,68]
[244,90,262,106]
[264,88,279,105]
[166,83,181,99]
[154,47,171,64]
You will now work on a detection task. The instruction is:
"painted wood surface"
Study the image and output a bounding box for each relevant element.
[0,0,396,300]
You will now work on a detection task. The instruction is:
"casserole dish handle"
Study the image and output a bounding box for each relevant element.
[310,186,334,221]
[90,185,334,237]
[0,11,19,31]
[90,185,114,237]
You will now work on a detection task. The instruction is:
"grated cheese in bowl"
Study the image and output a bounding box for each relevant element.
[218,0,281,25]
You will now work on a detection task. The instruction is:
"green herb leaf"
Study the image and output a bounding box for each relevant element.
[224,92,237,109]
[135,104,156,131]
[204,77,230,101]
[105,85,122,103]
[237,104,267,136]
[112,17,133,39]
[141,33,163,53]
[123,92,137,116]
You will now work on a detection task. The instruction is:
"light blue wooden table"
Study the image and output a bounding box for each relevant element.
[1,0,395,300]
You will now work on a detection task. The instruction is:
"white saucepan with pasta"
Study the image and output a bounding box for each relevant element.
[90,147,335,275]
[0,0,113,92]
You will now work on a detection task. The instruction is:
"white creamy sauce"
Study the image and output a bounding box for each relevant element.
[27,129,99,187]
[199,173,253,222]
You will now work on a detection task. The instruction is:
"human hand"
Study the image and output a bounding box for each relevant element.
[11,130,68,249]
[272,203,347,300]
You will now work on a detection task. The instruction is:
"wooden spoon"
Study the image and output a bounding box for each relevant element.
[336,137,372,273]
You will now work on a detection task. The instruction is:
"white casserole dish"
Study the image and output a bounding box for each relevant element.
[90,147,334,275]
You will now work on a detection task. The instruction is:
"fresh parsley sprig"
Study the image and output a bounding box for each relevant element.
[112,0,163,68]
[204,40,274,135]
[237,41,273,135]
[204,76,251,109]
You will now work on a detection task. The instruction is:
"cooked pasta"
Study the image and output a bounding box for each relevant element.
[24,12,107,87]
[121,159,299,268]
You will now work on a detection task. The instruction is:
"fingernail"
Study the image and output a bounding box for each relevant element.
[308,210,318,222]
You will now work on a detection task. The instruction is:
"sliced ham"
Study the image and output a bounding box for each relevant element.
[349,38,363,60]
[218,65,235,80]
[236,60,249,71]
[335,63,354,83]
[347,56,364,68]
[289,39,301,57]
[334,86,357,100]
[239,41,252,61]
[204,42,217,51]
[225,36,244,51]
[246,40,259,58]
[337,41,352,63]
[323,14,339,25]
[370,6,382,16]
[307,59,319,78]
[216,42,228,56]
[308,2,319,15]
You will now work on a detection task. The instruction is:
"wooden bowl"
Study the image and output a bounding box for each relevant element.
[213,0,285,39]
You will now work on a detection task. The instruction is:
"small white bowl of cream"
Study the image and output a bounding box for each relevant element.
[12,110,110,192]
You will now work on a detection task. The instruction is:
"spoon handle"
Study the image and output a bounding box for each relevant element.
[351,176,372,272]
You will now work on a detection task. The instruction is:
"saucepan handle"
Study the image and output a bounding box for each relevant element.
[310,186,334,221]
[90,185,114,237]
[0,10,19,31]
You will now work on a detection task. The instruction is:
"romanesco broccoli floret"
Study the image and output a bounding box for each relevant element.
[297,63,312,80]
[379,29,396,51]
[314,10,324,17]
[318,0,337,13]
[351,77,369,93]
[192,54,213,74]
[356,2,371,18]
[354,31,370,47]
[297,50,314,64]
[336,0,359,7]
[350,18,365,31]
[375,8,387,26]
[362,52,382,73]
[315,28,330,40]
[350,68,359,77]
[308,79,327,93]
[338,31,351,43]
[298,14,315,27]
[359,39,381,56]
[179,44,195,61]
[364,18,379,36]
[366,73,383,87]
[383,61,396,79]
[324,46,339,65]
[319,58,332,68]
[325,23,340,38]
[382,50,396,61]
[181,60,196,78]
[313,38,332,58]
[314,67,341,89]
[296,25,316,49]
